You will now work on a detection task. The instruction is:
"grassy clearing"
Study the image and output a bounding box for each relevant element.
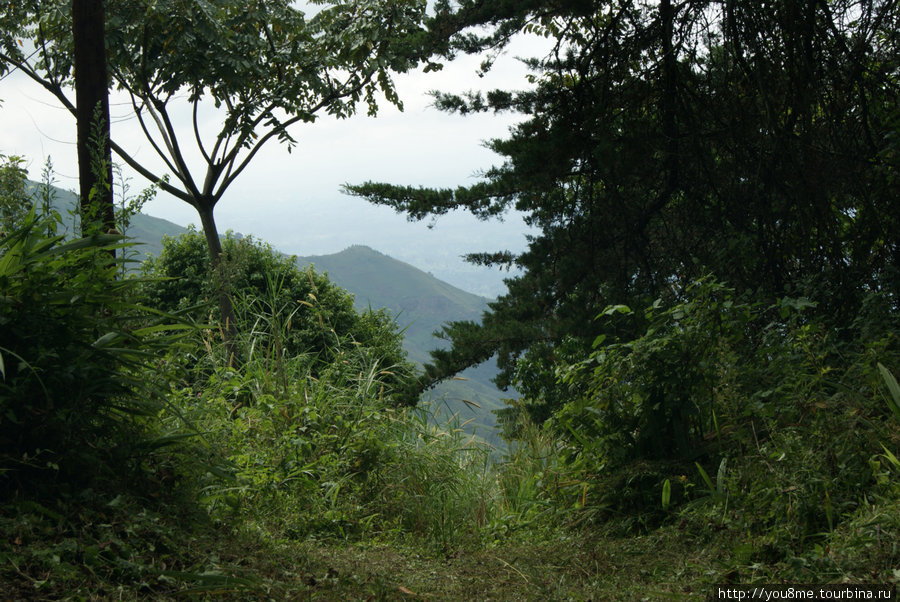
[6,507,846,601]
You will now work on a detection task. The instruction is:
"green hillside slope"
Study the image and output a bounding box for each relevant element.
[125,212,190,260]
[296,245,488,363]
[296,246,510,448]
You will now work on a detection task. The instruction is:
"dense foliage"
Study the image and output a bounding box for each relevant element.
[348,0,900,418]
[0,177,491,596]
[167,345,492,552]
[0,178,188,498]
[343,0,900,584]
[2,0,899,597]
[141,230,416,393]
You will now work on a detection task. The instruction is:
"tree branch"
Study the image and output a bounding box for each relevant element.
[216,91,343,200]
[152,99,202,199]
[119,81,183,184]
[108,139,192,204]
[192,94,212,164]
[0,53,75,115]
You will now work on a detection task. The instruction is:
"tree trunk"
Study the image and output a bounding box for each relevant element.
[660,0,678,197]
[196,202,240,364]
[72,0,115,238]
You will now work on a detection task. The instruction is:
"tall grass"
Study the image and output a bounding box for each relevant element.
[161,275,501,553]
[0,203,193,498]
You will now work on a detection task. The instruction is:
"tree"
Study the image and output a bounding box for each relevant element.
[346,0,900,417]
[1,0,430,344]
[72,0,115,237]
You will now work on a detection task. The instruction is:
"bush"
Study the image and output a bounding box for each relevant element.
[0,205,190,497]
[139,231,500,549]
[507,277,899,541]
[163,334,494,552]
[554,279,755,472]
[141,230,414,390]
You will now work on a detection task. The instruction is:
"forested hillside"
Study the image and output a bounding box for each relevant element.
[298,245,489,364]
[1,0,898,599]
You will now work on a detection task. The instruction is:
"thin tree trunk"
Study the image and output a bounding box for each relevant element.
[660,0,678,197]
[196,202,240,364]
[72,0,115,238]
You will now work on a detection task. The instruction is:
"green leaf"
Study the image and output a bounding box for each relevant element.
[880,443,900,472]
[600,304,631,317]
[695,462,715,496]
[716,458,727,498]
[93,331,121,347]
[877,363,900,422]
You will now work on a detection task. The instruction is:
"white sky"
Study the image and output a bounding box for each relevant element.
[0,32,548,296]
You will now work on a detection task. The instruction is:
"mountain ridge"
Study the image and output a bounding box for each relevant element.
[295,245,491,364]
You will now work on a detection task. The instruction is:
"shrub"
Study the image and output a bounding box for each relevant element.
[141,230,414,390]
[165,336,494,552]
[0,205,189,498]
[516,277,899,540]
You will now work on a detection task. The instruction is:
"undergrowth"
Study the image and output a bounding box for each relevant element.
[1,172,898,598]
[491,280,900,587]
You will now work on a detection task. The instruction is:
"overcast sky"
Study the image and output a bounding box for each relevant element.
[0,31,547,296]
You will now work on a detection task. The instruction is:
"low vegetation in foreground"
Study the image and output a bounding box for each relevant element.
[1,183,897,600]
[3,0,899,597]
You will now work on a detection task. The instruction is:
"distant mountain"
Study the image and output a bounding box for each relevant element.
[24,181,190,261]
[296,246,512,448]
[26,182,511,448]
[296,246,488,364]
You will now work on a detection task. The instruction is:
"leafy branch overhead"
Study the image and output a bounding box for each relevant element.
[1,0,430,209]
[347,0,900,406]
